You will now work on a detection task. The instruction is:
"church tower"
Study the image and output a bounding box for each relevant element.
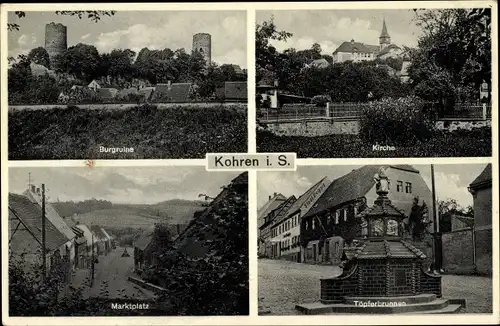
[379,18,391,50]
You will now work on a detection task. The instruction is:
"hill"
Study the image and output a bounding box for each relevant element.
[55,199,206,229]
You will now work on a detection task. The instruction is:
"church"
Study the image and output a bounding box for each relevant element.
[332,19,402,63]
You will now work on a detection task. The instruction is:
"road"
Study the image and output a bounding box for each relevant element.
[71,246,156,300]
[9,102,247,111]
[258,258,492,315]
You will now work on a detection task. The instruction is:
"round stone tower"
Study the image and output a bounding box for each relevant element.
[192,33,211,65]
[45,22,67,68]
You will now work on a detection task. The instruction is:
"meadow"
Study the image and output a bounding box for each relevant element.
[8,104,247,159]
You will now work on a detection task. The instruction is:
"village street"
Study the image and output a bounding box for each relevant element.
[258,259,493,315]
[71,246,156,300]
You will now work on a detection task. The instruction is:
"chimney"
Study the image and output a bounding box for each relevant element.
[269,195,271,200]
[274,192,277,197]
[36,187,41,195]
[30,185,36,193]
[351,39,355,44]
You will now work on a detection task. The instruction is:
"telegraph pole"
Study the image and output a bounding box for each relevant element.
[430,165,441,272]
[91,231,95,287]
[41,184,47,280]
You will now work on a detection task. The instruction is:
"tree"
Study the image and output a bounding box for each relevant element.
[28,47,50,68]
[59,43,101,82]
[107,49,137,79]
[438,198,474,233]
[408,8,491,104]
[256,17,293,80]
[8,11,116,31]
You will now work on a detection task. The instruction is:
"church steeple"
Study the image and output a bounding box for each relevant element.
[379,18,391,50]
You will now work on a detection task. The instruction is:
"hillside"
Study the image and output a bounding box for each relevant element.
[55,199,206,229]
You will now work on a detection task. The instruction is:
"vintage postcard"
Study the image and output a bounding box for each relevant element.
[257,164,492,315]
[6,9,248,160]
[256,8,493,158]
[7,166,248,316]
[1,1,498,326]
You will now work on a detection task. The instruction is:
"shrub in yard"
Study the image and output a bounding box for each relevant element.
[359,95,435,145]
[311,94,331,107]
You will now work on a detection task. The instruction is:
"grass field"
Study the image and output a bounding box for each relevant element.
[9,104,247,160]
[257,127,491,158]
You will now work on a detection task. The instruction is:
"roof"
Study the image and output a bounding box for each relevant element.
[353,240,427,260]
[377,44,402,57]
[75,224,99,245]
[23,189,76,241]
[9,193,68,253]
[225,81,247,100]
[89,79,120,89]
[309,58,330,69]
[275,177,330,226]
[154,83,192,102]
[334,41,380,54]
[258,193,287,220]
[357,197,406,218]
[62,217,85,238]
[30,62,50,77]
[97,88,119,99]
[260,196,296,230]
[90,225,108,240]
[380,18,390,38]
[100,228,113,240]
[469,164,492,190]
[303,165,419,219]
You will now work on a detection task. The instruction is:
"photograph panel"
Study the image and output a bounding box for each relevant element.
[8,167,248,316]
[257,164,492,315]
[7,10,248,159]
[255,8,492,158]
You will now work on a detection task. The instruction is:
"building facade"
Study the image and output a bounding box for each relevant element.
[259,196,296,258]
[269,177,331,262]
[332,18,401,63]
[300,165,433,265]
[468,164,492,275]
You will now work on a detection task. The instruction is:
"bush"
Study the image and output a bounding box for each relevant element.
[359,95,435,145]
[311,94,331,107]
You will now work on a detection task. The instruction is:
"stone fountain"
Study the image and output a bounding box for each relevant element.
[295,167,465,314]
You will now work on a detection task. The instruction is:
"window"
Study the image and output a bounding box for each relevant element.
[343,209,348,222]
[397,181,403,192]
[405,182,412,194]
[335,211,339,224]
[312,219,316,229]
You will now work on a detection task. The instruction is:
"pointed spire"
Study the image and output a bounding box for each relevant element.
[380,18,390,38]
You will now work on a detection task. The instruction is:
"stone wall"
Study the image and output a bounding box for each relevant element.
[419,268,442,298]
[435,120,491,131]
[388,260,414,296]
[320,267,359,303]
[442,229,475,274]
[358,260,387,296]
[263,118,359,137]
[475,228,492,275]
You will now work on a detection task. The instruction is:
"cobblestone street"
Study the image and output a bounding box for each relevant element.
[71,246,156,300]
[258,259,492,315]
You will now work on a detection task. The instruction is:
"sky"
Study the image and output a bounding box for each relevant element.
[7,10,247,68]
[9,167,240,205]
[257,164,489,210]
[256,9,424,55]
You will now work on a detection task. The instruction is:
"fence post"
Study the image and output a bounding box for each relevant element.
[482,103,487,121]
[326,102,330,117]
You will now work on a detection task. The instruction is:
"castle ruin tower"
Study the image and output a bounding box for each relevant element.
[379,18,391,50]
[45,22,67,68]
[192,33,212,65]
